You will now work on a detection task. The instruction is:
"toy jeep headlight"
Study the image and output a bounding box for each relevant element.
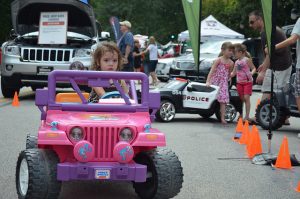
[119,128,133,142]
[69,127,84,142]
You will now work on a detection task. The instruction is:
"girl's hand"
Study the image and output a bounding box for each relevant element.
[123,57,128,64]
[206,82,211,87]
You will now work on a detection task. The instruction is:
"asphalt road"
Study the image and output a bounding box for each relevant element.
[1,83,300,199]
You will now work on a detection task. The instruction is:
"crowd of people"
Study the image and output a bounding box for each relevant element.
[206,10,300,125]
[69,12,300,128]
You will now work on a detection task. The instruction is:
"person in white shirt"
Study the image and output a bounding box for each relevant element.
[142,36,160,86]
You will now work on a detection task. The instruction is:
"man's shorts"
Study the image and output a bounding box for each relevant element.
[295,68,300,97]
[237,82,253,97]
[261,66,292,93]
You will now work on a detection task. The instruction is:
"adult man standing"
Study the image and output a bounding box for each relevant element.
[248,10,292,124]
[118,20,134,72]
[275,17,300,115]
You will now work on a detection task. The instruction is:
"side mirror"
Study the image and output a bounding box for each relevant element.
[187,86,193,92]
[10,29,18,39]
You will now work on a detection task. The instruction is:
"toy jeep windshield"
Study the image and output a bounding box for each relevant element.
[16,70,183,199]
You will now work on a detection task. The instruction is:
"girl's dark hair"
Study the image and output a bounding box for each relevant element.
[91,42,123,71]
[234,43,252,58]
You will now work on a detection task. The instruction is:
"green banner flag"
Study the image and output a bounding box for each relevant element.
[261,0,273,55]
[182,0,201,70]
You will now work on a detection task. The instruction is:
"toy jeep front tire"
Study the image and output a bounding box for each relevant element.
[133,148,183,199]
[26,135,37,149]
[16,149,61,199]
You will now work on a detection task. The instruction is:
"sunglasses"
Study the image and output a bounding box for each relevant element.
[249,20,257,25]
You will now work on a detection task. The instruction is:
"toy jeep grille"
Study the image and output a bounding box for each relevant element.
[84,126,120,161]
[21,48,73,63]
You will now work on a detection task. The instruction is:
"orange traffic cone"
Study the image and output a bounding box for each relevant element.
[295,181,300,192]
[247,125,263,158]
[233,118,243,141]
[255,98,261,110]
[12,91,20,107]
[275,136,292,169]
[239,120,250,145]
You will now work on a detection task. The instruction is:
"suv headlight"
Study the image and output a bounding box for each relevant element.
[74,49,91,57]
[5,45,20,56]
[119,128,133,142]
[69,127,84,142]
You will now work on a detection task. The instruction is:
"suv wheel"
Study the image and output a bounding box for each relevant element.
[255,99,286,130]
[1,77,20,98]
[16,149,61,199]
[133,148,183,199]
[156,100,176,122]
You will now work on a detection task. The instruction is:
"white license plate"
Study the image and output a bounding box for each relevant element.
[95,169,110,179]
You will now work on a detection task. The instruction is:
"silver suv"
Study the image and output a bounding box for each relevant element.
[1,0,102,98]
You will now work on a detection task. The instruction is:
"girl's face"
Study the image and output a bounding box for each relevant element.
[99,51,118,71]
[223,48,233,58]
[234,49,243,59]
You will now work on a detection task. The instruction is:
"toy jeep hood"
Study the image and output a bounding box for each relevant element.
[11,0,97,38]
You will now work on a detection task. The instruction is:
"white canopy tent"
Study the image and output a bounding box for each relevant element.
[178,15,244,42]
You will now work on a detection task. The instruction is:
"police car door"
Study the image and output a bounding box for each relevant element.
[182,82,219,109]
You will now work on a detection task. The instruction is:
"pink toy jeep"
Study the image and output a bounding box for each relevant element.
[16,70,183,199]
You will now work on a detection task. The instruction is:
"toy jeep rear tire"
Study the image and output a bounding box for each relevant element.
[133,148,183,199]
[26,135,37,149]
[156,100,176,122]
[16,149,61,199]
[1,77,20,98]
[255,98,286,130]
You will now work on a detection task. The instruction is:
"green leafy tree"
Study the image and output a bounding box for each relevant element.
[0,0,14,44]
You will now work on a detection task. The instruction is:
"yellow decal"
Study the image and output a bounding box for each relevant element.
[46,132,60,138]
[146,134,158,141]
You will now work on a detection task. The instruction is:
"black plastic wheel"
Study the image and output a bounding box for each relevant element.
[16,149,61,199]
[1,77,20,98]
[155,100,176,122]
[26,135,37,149]
[133,148,183,199]
[255,98,286,130]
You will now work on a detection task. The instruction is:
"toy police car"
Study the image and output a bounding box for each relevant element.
[154,78,242,122]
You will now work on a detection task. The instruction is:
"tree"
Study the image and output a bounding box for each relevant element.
[0,0,14,44]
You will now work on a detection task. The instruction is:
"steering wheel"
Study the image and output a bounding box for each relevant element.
[100,91,122,99]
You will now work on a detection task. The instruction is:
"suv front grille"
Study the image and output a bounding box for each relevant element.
[21,48,73,63]
[84,126,120,161]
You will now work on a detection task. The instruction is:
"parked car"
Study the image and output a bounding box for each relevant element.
[0,0,109,98]
[155,57,174,82]
[154,78,242,122]
[169,38,263,83]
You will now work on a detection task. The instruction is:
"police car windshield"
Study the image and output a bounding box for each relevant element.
[164,80,187,89]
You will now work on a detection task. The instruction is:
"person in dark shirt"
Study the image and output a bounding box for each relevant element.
[133,39,142,73]
[248,10,292,124]
[118,20,134,72]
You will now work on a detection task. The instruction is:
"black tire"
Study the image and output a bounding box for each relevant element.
[215,102,237,123]
[26,135,37,149]
[31,85,44,91]
[1,77,20,98]
[16,149,61,199]
[199,112,214,119]
[133,148,183,199]
[155,100,176,122]
[255,99,286,130]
